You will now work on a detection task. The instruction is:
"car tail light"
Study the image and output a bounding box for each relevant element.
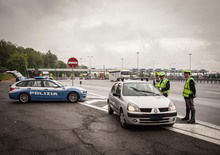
[9,87,15,91]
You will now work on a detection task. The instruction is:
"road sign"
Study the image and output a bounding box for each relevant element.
[67,57,78,68]
[67,57,78,86]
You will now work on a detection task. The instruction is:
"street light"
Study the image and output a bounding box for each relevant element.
[189,53,192,70]
[88,56,93,69]
[121,58,124,69]
[136,52,140,74]
[80,57,83,66]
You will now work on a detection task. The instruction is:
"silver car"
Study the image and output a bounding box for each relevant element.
[107,81,177,128]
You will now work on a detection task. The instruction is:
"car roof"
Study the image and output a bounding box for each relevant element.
[116,80,151,84]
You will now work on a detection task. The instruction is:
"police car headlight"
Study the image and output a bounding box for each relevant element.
[168,102,176,111]
[127,103,140,112]
[80,90,87,94]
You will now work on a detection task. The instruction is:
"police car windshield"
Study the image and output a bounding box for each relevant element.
[123,83,161,96]
[53,81,64,87]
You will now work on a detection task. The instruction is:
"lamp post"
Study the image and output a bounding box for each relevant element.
[88,56,93,79]
[136,52,140,75]
[189,53,192,70]
[80,57,83,66]
[121,58,124,69]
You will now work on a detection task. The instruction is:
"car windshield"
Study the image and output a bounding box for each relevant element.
[123,83,161,96]
[52,80,64,87]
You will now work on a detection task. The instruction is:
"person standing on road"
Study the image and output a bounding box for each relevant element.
[159,72,170,97]
[182,70,196,124]
[153,72,160,89]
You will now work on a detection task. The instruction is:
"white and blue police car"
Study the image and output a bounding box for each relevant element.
[9,77,87,103]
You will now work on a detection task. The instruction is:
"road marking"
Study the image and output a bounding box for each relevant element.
[164,126,220,145]
[86,99,106,104]
[80,97,220,145]
[79,102,108,112]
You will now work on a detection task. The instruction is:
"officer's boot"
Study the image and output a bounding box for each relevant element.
[188,110,196,124]
[181,108,190,121]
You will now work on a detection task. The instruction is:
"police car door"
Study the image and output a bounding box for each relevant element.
[28,80,46,100]
[42,80,64,100]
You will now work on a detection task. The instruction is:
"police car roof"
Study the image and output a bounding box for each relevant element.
[20,77,52,81]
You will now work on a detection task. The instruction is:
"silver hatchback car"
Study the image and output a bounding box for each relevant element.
[107,81,177,128]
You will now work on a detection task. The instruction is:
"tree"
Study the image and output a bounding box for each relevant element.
[7,53,28,75]
[25,48,44,69]
[0,40,17,67]
[44,50,57,68]
[56,60,67,68]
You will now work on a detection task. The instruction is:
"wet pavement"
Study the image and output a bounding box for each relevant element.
[0,81,220,154]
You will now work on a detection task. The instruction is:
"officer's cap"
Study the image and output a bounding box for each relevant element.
[159,72,165,76]
[183,70,191,73]
[154,72,159,76]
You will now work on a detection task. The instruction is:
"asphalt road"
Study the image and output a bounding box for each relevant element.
[0,81,220,155]
[67,79,220,126]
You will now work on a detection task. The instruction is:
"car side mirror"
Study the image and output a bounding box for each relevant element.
[113,93,120,97]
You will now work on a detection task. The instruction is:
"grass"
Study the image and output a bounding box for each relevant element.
[0,73,14,81]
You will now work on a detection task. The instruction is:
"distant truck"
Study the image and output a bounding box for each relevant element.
[109,70,131,82]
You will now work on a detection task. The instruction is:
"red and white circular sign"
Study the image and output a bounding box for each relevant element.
[67,57,78,68]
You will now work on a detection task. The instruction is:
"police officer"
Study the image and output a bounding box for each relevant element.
[159,72,170,97]
[153,72,160,89]
[182,70,196,124]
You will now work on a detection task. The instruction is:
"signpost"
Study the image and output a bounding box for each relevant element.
[67,57,78,86]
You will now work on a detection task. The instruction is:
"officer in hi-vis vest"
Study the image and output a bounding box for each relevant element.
[182,70,196,124]
[158,72,170,97]
[153,72,160,89]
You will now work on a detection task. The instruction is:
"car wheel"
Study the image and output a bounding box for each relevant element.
[108,104,114,115]
[68,92,79,103]
[119,110,128,128]
[19,93,30,103]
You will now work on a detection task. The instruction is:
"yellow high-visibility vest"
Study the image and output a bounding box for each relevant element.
[160,78,170,94]
[182,77,194,97]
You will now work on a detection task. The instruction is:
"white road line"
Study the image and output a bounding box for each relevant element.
[164,127,220,145]
[79,100,220,145]
[79,102,108,112]
[85,99,106,104]
[102,105,108,110]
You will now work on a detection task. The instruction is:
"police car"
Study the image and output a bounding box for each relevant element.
[9,77,87,103]
[107,80,177,128]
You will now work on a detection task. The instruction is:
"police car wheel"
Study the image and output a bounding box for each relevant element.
[19,93,30,103]
[119,110,128,128]
[68,92,79,103]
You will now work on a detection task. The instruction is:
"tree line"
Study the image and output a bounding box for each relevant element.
[0,40,68,75]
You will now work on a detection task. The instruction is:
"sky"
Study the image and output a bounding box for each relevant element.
[0,0,220,71]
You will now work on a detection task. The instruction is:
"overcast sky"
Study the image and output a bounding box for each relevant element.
[0,0,220,71]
